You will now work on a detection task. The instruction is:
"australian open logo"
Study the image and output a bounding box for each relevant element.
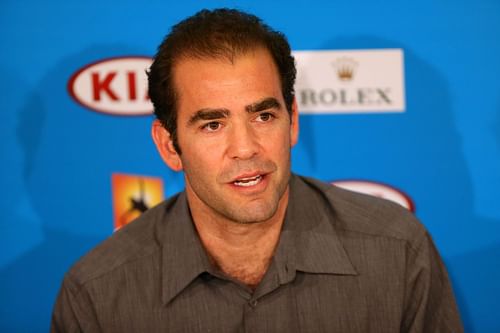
[111,173,164,230]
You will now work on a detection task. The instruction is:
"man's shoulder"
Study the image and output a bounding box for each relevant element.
[296,175,426,247]
[64,194,181,289]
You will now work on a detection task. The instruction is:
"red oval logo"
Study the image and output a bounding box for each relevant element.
[68,56,153,116]
[331,180,415,212]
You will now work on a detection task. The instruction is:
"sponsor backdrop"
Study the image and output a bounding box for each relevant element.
[1,0,499,331]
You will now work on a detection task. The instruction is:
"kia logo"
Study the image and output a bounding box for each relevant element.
[331,180,415,212]
[68,56,153,116]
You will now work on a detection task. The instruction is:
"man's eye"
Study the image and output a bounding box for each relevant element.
[257,113,274,122]
[202,121,221,132]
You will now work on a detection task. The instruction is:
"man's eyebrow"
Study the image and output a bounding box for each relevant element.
[187,108,230,126]
[245,97,282,113]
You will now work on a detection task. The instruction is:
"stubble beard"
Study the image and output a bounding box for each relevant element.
[220,168,290,225]
[185,158,291,225]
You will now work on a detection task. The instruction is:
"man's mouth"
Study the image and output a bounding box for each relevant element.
[233,175,263,187]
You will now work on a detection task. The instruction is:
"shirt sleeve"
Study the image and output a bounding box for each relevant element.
[51,276,101,333]
[401,232,464,333]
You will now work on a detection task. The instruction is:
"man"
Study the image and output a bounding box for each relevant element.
[52,8,463,332]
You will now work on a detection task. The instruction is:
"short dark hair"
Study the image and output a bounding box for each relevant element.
[147,8,296,153]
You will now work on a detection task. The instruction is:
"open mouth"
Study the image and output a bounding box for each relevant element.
[233,175,263,187]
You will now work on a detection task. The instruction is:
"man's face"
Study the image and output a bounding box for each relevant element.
[160,48,298,224]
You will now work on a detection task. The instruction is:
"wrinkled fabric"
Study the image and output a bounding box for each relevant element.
[51,175,463,333]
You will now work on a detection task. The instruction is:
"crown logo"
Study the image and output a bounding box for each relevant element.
[332,57,358,81]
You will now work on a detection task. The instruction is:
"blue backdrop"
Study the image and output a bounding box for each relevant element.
[1,1,499,331]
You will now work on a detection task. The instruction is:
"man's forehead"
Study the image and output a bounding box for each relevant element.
[172,47,277,78]
[171,49,283,110]
[175,45,272,65]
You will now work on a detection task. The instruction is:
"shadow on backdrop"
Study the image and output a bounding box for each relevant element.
[0,44,183,332]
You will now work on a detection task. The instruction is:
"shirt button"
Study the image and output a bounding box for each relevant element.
[249,299,258,308]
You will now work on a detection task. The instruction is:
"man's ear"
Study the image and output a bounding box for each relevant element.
[151,120,183,171]
[290,97,299,147]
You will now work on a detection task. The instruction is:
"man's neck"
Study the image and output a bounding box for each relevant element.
[189,189,289,289]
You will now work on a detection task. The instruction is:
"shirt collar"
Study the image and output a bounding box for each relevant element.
[159,192,213,305]
[159,174,357,305]
[273,175,358,283]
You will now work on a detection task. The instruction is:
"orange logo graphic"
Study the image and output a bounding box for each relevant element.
[111,173,164,230]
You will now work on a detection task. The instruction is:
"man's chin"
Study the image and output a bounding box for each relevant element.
[222,201,280,225]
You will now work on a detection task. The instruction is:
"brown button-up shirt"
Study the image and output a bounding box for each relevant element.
[51,175,463,332]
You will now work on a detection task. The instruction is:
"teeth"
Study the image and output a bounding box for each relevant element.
[234,175,262,187]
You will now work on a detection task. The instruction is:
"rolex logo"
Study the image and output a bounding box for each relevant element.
[293,49,405,113]
[332,57,358,81]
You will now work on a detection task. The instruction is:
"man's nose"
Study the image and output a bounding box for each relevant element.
[227,123,260,160]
